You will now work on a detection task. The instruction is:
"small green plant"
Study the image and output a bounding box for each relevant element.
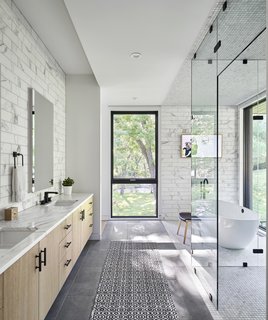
[62,177,74,186]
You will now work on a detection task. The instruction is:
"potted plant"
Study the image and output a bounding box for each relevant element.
[62,177,74,195]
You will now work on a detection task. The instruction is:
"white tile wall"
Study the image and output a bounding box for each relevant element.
[219,106,239,203]
[0,0,65,217]
[160,106,192,220]
[160,105,239,220]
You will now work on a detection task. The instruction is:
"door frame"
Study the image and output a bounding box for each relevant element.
[111,110,159,218]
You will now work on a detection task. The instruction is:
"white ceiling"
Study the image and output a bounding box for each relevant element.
[64,0,217,106]
[14,0,218,105]
[13,0,92,74]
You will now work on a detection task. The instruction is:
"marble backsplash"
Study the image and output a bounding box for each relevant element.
[0,0,65,217]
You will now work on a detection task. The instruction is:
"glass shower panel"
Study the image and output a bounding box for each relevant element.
[191,21,218,307]
[217,0,266,74]
[217,32,266,319]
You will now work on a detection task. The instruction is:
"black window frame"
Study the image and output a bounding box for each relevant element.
[111,111,158,218]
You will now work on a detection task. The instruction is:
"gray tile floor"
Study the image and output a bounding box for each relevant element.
[45,221,213,320]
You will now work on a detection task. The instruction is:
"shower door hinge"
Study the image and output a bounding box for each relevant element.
[214,40,221,53]
[253,249,263,254]
[209,25,213,33]
[209,293,213,302]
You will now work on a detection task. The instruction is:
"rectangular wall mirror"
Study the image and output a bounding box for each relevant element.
[29,89,54,192]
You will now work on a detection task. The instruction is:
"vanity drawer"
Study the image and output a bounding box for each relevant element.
[59,251,73,289]
[59,232,72,261]
[88,215,93,228]
[84,197,93,213]
[59,215,73,240]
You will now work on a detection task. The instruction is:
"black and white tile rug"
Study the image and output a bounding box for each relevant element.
[90,241,179,320]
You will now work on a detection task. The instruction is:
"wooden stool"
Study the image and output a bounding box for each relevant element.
[177,212,191,244]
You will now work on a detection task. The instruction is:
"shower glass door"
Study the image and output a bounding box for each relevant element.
[218,48,266,319]
[191,16,219,308]
[192,0,266,317]
[217,1,266,318]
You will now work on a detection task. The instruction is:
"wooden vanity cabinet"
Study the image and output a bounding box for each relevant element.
[73,195,94,263]
[81,196,94,248]
[59,217,73,290]
[59,215,72,240]
[1,195,94,320]
[3,244,39,320]
[38,227,61,320]
[72,207,83,263]
[2,228,60,320]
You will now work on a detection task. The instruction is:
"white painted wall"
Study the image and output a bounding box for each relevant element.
[66,75,101,239]
[0,0,65,217]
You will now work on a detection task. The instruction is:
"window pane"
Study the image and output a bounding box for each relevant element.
[113,114,156,179]
[112,184,156,217]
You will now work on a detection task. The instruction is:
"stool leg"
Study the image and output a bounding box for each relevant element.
[183,221,189,244]
[177,220,182,235]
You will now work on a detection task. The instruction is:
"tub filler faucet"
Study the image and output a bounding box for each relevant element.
[200,179,209,199]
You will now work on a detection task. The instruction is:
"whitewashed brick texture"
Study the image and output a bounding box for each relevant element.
[160,106,192,220]
[0,0,65,217]
[160,105,239,220]
[218,106,239,203]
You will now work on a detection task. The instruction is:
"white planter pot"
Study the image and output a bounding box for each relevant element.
[63,186,72,195]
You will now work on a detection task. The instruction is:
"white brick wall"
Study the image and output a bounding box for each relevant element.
[219,106,239,202]
[0,0,65,216]
[160,106,192,220]
[160,105,239,220]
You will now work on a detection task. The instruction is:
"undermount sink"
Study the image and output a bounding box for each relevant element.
[0,228,37,249]
[53,200,78,207]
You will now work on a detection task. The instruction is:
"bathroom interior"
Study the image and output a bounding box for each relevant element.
[0,0,266,319]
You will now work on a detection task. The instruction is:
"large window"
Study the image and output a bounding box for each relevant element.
[111,111,158,217]
[244,100,266,229]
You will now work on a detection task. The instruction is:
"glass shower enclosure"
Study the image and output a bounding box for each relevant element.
[191,0,266,318]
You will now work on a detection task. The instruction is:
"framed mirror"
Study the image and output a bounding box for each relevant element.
[29,89,54,192]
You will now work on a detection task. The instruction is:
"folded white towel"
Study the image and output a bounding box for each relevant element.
[12,166,26,202]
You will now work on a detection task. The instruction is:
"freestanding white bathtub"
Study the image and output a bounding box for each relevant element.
[219,201,259,249]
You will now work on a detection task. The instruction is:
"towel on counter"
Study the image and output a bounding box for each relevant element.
[12,166,26,202]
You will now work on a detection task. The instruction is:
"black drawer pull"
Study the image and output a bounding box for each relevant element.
[35,252,42,272]
[65,259,72,267]
[89,202,93,205]
[64,241,72,248]
[80,210,85,221]
[89,213,93,216]
[41,248,47,266]
[64,224,72,230]
[89,223,93,228]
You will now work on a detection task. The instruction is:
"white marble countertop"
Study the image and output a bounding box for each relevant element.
[0,193,93,274]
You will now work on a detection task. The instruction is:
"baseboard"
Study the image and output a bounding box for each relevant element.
[90,232,101,240]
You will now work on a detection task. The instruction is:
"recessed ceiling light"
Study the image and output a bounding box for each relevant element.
[130,52,142,59]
